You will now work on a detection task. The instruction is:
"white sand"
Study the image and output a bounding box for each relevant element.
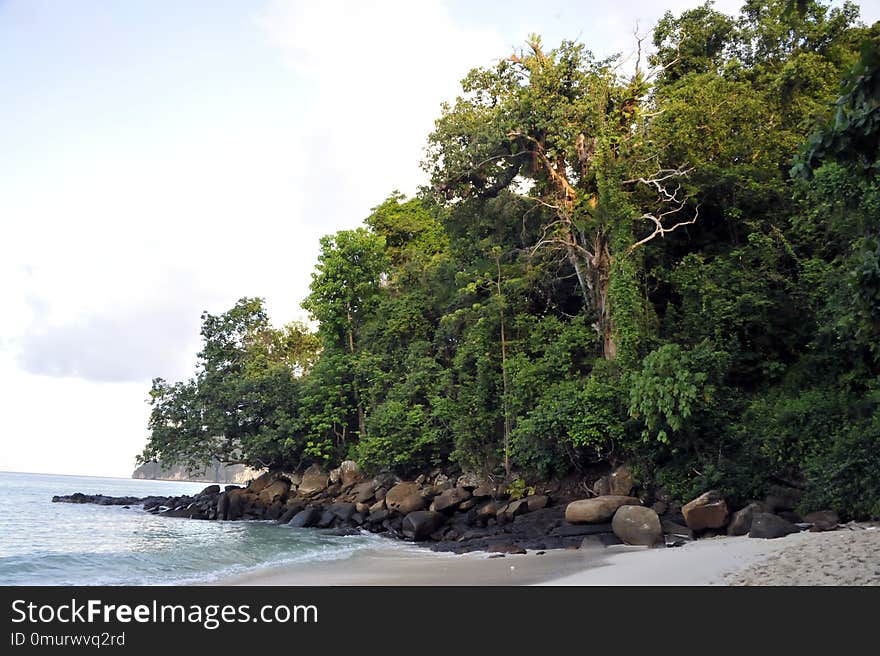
[212,524,880,586]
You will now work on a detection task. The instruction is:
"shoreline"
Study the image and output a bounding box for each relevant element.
[210,525,880,586]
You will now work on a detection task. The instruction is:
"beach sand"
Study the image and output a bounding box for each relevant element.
[213,524,880,586]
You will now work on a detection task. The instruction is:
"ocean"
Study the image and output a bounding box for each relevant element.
[0,471,396,586]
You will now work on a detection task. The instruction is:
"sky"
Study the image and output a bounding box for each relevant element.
[1,1,878,478]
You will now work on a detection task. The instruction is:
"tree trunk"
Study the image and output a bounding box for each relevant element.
[346,308,366,438]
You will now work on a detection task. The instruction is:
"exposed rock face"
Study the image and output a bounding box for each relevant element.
[749,513,800,539]
[565,496,641,524]
[132,459,265,484]
[612,506,663,546]
[682,491,729,531]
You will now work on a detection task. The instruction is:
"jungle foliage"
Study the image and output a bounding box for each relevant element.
[141,1,880,519]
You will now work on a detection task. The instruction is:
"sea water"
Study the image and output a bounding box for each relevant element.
[0,471,393,585]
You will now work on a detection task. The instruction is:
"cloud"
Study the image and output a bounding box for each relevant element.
[14,270,215,383]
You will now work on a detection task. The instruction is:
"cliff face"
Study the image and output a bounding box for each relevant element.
[132,459,265,484]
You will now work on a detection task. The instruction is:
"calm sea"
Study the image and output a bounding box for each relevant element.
[0,471,393,586]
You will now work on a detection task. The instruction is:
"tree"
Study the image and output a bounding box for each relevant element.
[427,35,697,359]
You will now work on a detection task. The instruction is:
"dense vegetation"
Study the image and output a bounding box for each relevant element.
[140,1,880,520]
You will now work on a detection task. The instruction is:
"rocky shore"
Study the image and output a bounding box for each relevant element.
[52,462,854,562]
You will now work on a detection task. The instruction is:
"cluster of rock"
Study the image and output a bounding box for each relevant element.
[52,463,842,555]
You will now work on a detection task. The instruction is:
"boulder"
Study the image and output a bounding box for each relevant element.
[339,460,362,487]
[525,494,549,512]
[402,511,445,541]
[277,506,299,524]
[472,483,495,498]
[288,507,321,528]
[682,490,729,531]
[329,502,356,521]
[612,506,663,546]
[259,479,290,505]
[385,482,423,512]
[497,498,529,523]
[368,499,386,514]
[748,513,800,539]
[298,464,329,496]
[593,465,635,497]
[565,496,641,524]
[477,501,497,518]
[660,519,692,540]
[727,502,765,536]
[431,487,472,513]
[397,494,427,515]
[456,473,481,490]
[200,485,221,496]
[804,510,839,532]
[329,467,341,485]
[247,472,275,494]
[353,481,376,504]
[216,492,230,520]
[317,510,336,528]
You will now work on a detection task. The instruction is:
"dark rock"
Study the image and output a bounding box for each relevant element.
[265,501,284,520]
[432,487,471,513]
[402,511,445,541]
[316,510,336,528]
[329,502,356,521]
[367,509,389,525]
[550,522,614,537]
[660,519,693,540]
[288,507,321,528]
[525,495,549,512]
[217,492,230,520]
[200,485,221,496]
[682,490,729,531]
[748,512,800,539]
[277,506,299,524]
[593,465,635,497]
[777,510,802,524]
[612,506,663,546]
[727,502,766,536]
[351,512,366,526]
[804,510,839,532]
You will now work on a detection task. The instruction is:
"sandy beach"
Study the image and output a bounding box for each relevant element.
[212,523,880,586]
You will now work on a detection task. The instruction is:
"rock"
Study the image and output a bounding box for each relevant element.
[385,482,422,512]
[496,498,530,524]
[317,510,336,528]
[277,506,299,524]
[288,507,321,528]
[593,465,635,497]
[748,512,800,539]
[477,501,497,518]
[804,510,839,532]
[367,509,389,525]
[298,464,329,496]
[651,501,668,516]
[611,506,662,546]
[488,543,527,555]
[431,487,472,513]
[550,523,614,538]
[456,473,481,490]
[525,495,549,512]
[777,510,802,524]
[401,511,445,541]
[397,493,426,515]
[727,502,765,536]
[415,474,426,485]
[247,472,275,494]
[565,496,641,524]
[355,502,370,514]
[368,499,386,514]
[200,485,221,496]
[329,468,341,485]
[459,499,476,512]
[216,492,230,520]
[265,501,283,520]
[472,483,495,498]
[353,481,376,503]
[682,490,729,531]
[339,460,362,487]
[660,519,692,539]
[258,479,290,505]
[329,502,356,521]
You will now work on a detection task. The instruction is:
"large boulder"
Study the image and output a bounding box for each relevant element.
[565,496,641,524]
[247,472,275,494]
[612,506,663,546]
[682,491,729,531]
[593,465,635,497]
[525,495,549,512]
[216,492,230,520]
[497,498,530,523]
[397,494,426,514]
[401,511,445,541]
[431,487,471,513]
[298,464,329,496]
[727,502,766,536]
[200,485,221,496]
[804,510,839,532]
[259,479,290,505]
[385,482,422,512]
[353,481,377,504]
[288,507,321,528]
[748,513,800,539]
[329,502,356,522]
[339,461,362,488]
